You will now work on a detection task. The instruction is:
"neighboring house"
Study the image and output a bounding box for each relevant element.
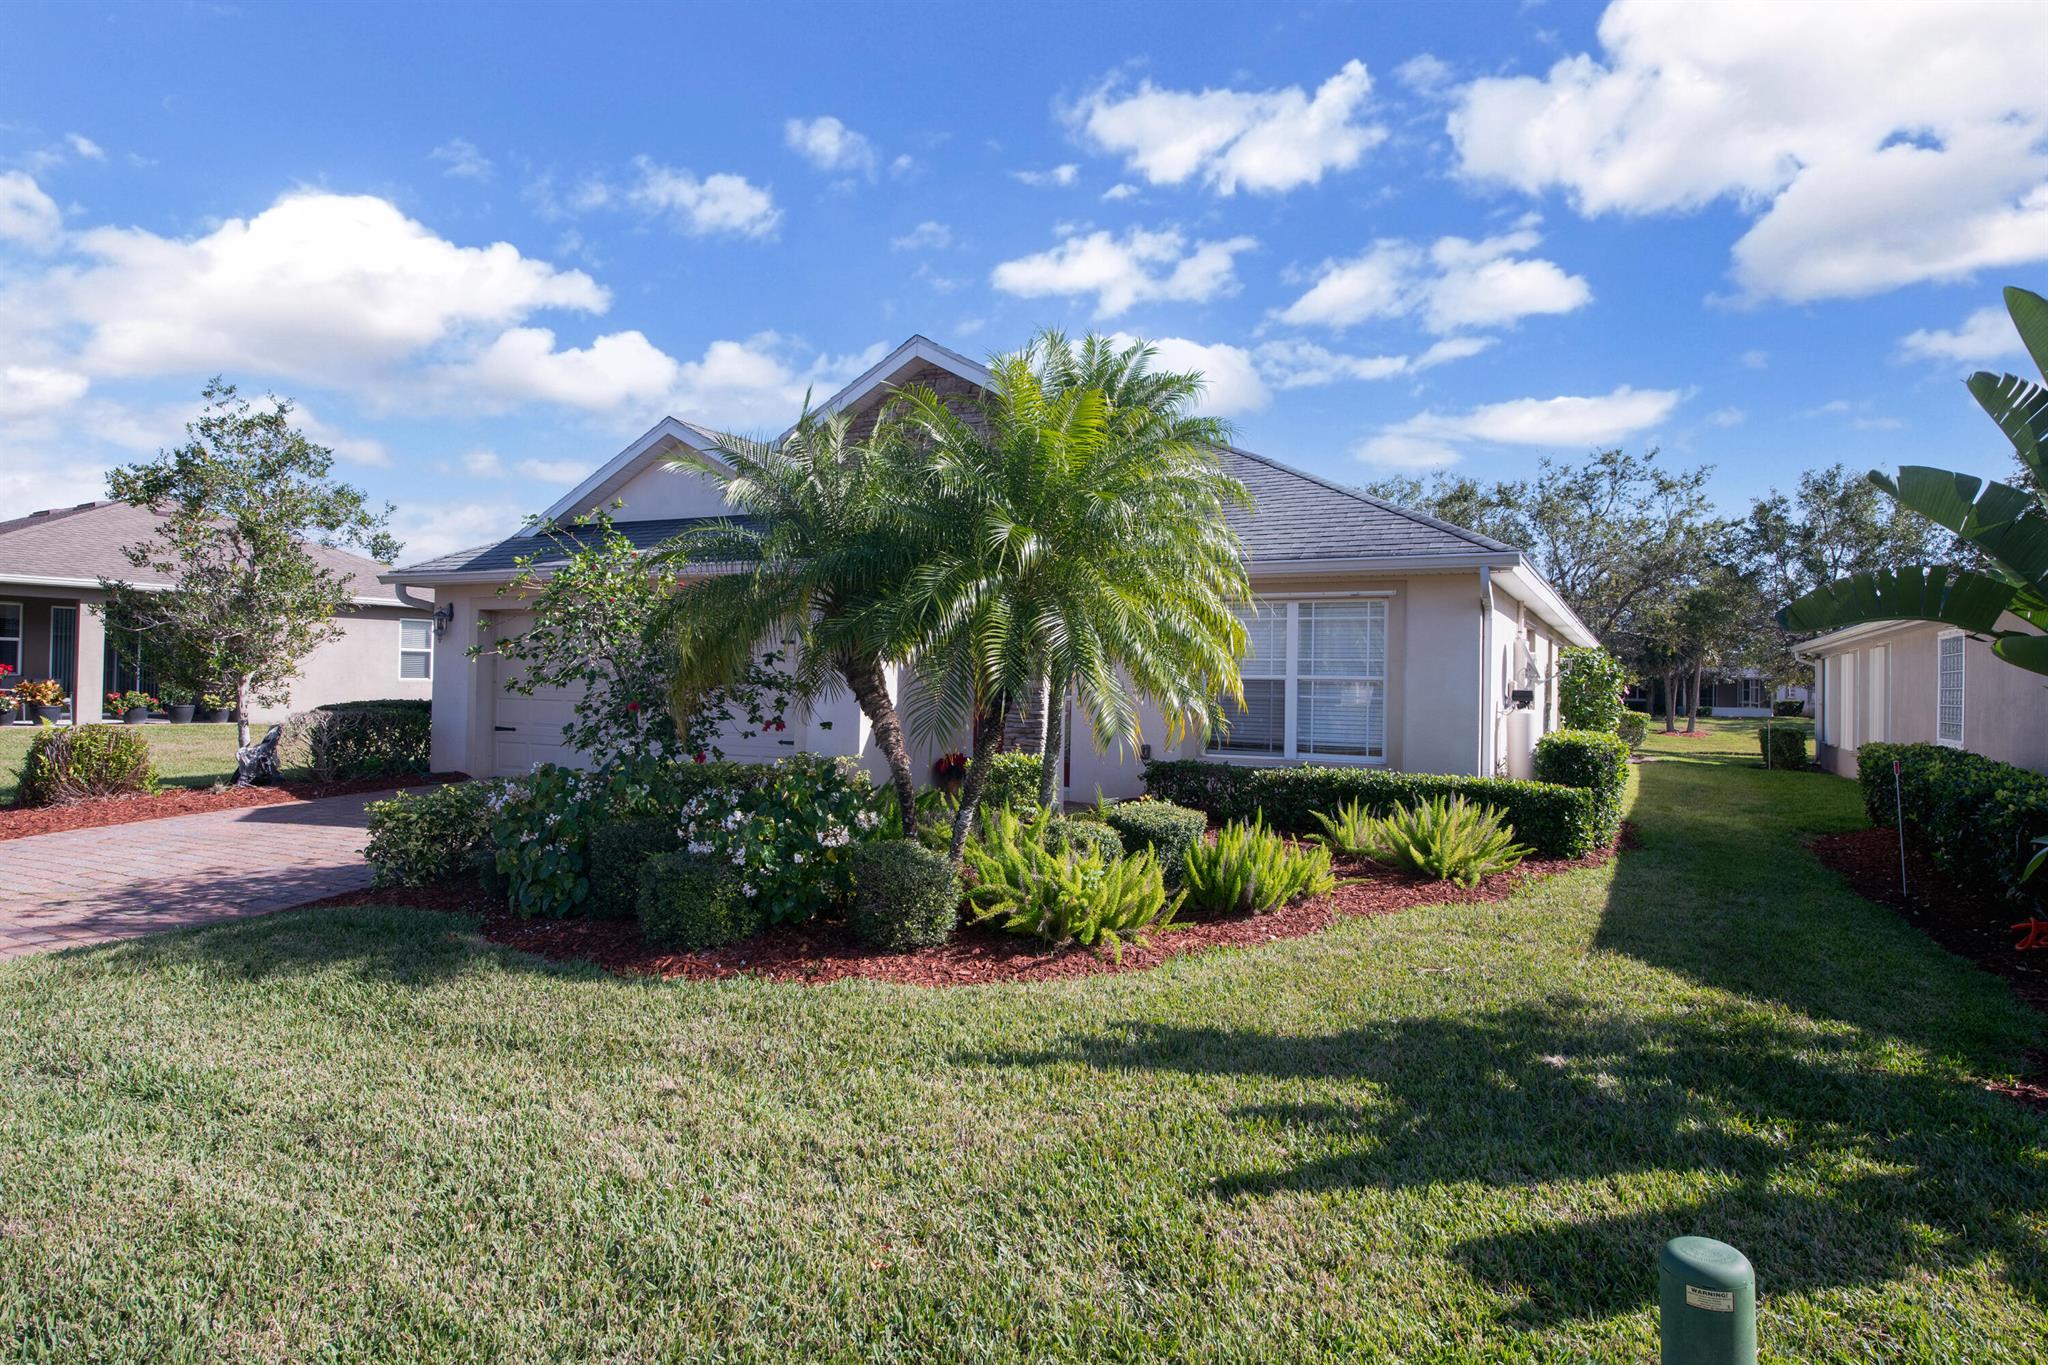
[1798,617,2047,777]
[1627,671,1809,718]
[385,335,1596,795]
[0,500,435,723]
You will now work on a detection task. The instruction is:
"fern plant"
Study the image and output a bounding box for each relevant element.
[1354,795,1530,887]
[962,806,1180,958]
[1310,798,1378,857]
[1181,817,1335,916]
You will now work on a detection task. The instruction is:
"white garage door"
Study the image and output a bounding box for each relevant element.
[486,612,808,777]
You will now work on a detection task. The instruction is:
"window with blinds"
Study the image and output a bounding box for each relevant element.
[1210,597,1389,763]
[400,618,433,681]
[1936,632,1964,745]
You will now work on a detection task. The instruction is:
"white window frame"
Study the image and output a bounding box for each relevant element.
[1206,594,1390,767]
[1936,629,1965,747]
[398,618,434,681]
[0,600,20,675]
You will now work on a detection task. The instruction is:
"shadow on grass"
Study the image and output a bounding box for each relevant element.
[979,994,2048,1324]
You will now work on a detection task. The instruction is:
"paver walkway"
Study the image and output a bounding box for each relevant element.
[0,791,388,960]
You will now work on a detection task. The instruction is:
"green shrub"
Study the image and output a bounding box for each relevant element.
[1859,742,2048,904]
[1354,795,1530,887]
[283,700,431,781]
[1695,705,1714,718]
[973,750,1048,813]
[364,781,497,887]
[1046,815,1123,864]
[1617,712,1649,753]
[1558,646,1628,732]
[1143,760,1604,858]
[1758,725,1808,770]
[588,818,682,919]
[1182,817,1334,915]
[673,752,877,925]
[849,840,960,950]
[1100,799,1207,879]
[963,806,1179,958]
[16,724,157,807]
[1310,798,1377,857]
[1773,698,1806,717]
[1533,729,1631,848]
[638,852,761,950]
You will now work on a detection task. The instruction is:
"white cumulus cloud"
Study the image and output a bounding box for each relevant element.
[1357,384,1682,469]
[1899,306,2024,365]
[1107,333,1269,416]
[890,220,953,251]
[1278,228,1590,333]
[990,225,1256,318]
[430,138,494,181]
[1071,59,1386,195]
[785,116,878,177]
[0,172,63,251]
[1013,164,1080,188]
[1448,0,2048,301]
[1255,335,1494,389]
[627,157,781,238]
[0,364,89,419]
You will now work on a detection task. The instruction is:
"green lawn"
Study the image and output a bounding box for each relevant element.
[0,722,240,803]
[2,719,2041,1360]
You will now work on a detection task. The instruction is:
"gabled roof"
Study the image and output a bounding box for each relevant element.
[388,515,759,579]
[529,416,728,535]
[0,500,417,605]
[1219,445,1517,562]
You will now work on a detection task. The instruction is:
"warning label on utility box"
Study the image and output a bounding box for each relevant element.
[1685,1285,1736,1313]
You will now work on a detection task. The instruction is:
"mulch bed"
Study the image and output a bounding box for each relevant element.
[304,838,1619,988]
[1810,827,2048,1111]
[0,773,449,841]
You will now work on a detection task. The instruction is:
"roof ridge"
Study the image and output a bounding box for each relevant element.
[1218,444,1519,555]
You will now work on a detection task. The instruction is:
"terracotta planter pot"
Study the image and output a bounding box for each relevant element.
[122,706,148,724]
[168,704,196,724]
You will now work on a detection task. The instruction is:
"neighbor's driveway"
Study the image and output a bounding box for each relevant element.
[0,791,386,960]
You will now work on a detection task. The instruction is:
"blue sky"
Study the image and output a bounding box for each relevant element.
[3,0,2045,562]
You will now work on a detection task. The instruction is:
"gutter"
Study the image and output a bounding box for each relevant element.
[1479,565,1495,778]
[0,572,407,609]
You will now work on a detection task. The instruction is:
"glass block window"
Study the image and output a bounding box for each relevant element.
[1936,633,1964,746]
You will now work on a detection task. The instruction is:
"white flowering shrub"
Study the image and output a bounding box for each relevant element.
[675,752,880,924]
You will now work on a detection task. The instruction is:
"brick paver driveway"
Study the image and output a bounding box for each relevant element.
[0,791,389,960]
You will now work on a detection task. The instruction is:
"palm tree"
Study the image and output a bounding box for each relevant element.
[875,334,1253,861]
[647,407,928,824]
[1778,285,2048,675]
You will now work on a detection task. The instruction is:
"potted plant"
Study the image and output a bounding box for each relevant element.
[199,691,235,724]
[0,663,17,722]
[108,689,155,724]
[17,678,67,723]
[160,680,197,724]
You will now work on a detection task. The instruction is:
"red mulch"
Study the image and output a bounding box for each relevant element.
[0,773,450,841]
[1810,827,2048,1111]
[304,838,1618,989]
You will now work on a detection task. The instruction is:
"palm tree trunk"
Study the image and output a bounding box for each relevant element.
[948,703,1007,865]
[1037,674,1064,810]
[1686,662,1702,734]
[840,653,918,829]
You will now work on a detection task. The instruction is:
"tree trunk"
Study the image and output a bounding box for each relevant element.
[948,702,1007,865]
[1686,662,1702,734]
[1037,674,1064,810]
[1661,672,1678,733]
[235,679,251,749]
[840,653,918,831]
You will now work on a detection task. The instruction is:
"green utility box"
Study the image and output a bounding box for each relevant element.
[1658,1236,1756,1364]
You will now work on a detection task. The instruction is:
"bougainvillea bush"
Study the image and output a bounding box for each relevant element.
[674,753,881,925]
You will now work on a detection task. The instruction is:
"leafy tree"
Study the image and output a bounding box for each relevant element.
[1556,646,1627,732]
[1781,285,2048,678]
[878,334,1253,862]
[646,409,928,825]
[1670,571,1755,733]
[101,380,397,746]
[482,508,795,768]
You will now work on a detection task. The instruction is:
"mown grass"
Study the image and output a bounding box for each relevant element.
[1,718,2041,1360]
[0,722,240,803]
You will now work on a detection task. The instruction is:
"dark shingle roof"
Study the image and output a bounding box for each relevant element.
[0,500,416,603]
[389,450,1517,580]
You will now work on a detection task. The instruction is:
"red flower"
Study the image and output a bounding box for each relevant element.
[693,751,707,763]
[626,701,641,713]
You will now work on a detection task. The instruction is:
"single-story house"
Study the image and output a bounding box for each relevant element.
[385,335,1597,797]
[1627,670,1809,718]
[1797,617,2047,777]
[0,500,435,723]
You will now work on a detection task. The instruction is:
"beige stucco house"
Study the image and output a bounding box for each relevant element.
[384,336,1596,795]
[1798,615,2047,777]
[0,500,434,723]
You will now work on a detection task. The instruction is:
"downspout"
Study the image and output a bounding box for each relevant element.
[1478,566,1495,777]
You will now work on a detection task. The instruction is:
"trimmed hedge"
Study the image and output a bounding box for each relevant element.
[1773,699,1807,717]
[1859,742,2048,903]
[974,750,1046,812]
[638,852,761,949]
[849,840,961,949]
[1047,816,1124,864]
[588,818,681,919]
[16,724,158,807]
[1101,800,1208,878]
[1143,760,1606,859]
[364,781,496,887]
[1533,729,1631,849]
[1617,712,1649,753]
[284,699,431,781]
[1759,726,1808,770]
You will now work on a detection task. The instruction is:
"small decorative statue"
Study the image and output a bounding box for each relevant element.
[234,724,284,787]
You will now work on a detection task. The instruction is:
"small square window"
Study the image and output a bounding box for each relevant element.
[399,618,433,681]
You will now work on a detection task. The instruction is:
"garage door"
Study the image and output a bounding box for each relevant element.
[486,612,808,777]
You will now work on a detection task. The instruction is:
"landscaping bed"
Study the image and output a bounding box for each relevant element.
[0,772,449,841]
[307,838,1618,987]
